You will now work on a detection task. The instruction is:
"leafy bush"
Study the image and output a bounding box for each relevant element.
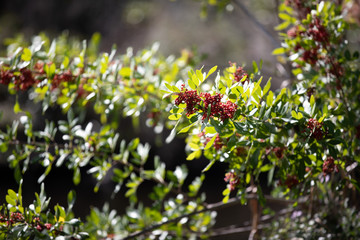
[0,0,359,239]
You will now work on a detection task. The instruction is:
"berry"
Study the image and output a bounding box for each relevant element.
[0,69,14,85]
[12,68,36,91]
[281,175,299,189]
[224,172,240,191]
[302,47,319,66]
[306,118,326,140]
[174,85,201,116]
[322,156,337,175]
[229,62,248,83]
[44,223,52,230]
[174,85,237,122]
[36,224,43,231]
[273,147,285,159]
[51,70,74,90]
[10,212,24,222]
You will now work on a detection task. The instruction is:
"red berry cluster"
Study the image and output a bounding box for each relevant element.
[175,85,201,116]
[280,175,299,189]
[200,133,224,151]
[34,61,45,74]
[289,17,329,66]
[213,135,223,150]
[322,156,338,176]
[235,146,247,157]
[273,147,285,159]
[36,223,52,231]
[174,85,237,122]
[287,26,302,38]
[327,58,345,90]
[15,68,37,90]
[51,70,74,90]
[0,68,36,90]
[229,62,248,83]
[0,212,25,226]
[307,17,329,45]
[224,171,240,191]
[32,216,54,232]
[0,69,13,85]
[302,47,320,66]
[306,118,326,140]
[284,0,311,19]
[200,92,237,121]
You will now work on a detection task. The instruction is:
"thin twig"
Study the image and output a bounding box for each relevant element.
[232,0,280,48]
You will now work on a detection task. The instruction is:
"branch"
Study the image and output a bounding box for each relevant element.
[211,207,294,237]
[232,0,280,48]
[121,194,300,239]
[211,223,271,237]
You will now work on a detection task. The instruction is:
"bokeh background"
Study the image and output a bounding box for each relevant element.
[0,1,293,239]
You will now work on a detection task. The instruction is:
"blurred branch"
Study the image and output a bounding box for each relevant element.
[210,208,293,237]
[121,194,300,239]
[232,0,280,48]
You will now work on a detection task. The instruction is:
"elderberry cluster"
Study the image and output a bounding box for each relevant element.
[224,171,240,191]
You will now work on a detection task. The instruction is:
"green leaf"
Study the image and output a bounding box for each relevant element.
[252,61,258,73]
[275,21,291,31]
[21,48,32,61]
[204,135,217,150]
[260,164,273,172]
[14,101,22,114]
[61,56,70,69]
[165,83,175,92]
[178,121,197,133]
[73,167,81,185]
[188,78,196,90]
[248,108,258,117]
[263,78,271,97]
[206,65,217,79]
[6,195,16,206]
[310,95,315,107]
[266,91,274,106]
[8,189,18,199]
[67,190,76,212]
[168,114,181,120]
[186,150,201,160]
[318,112,327,123]
[272,47,286,55]
[202,159,216,172]
[196,69,203,83]
[267,165,275,186]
